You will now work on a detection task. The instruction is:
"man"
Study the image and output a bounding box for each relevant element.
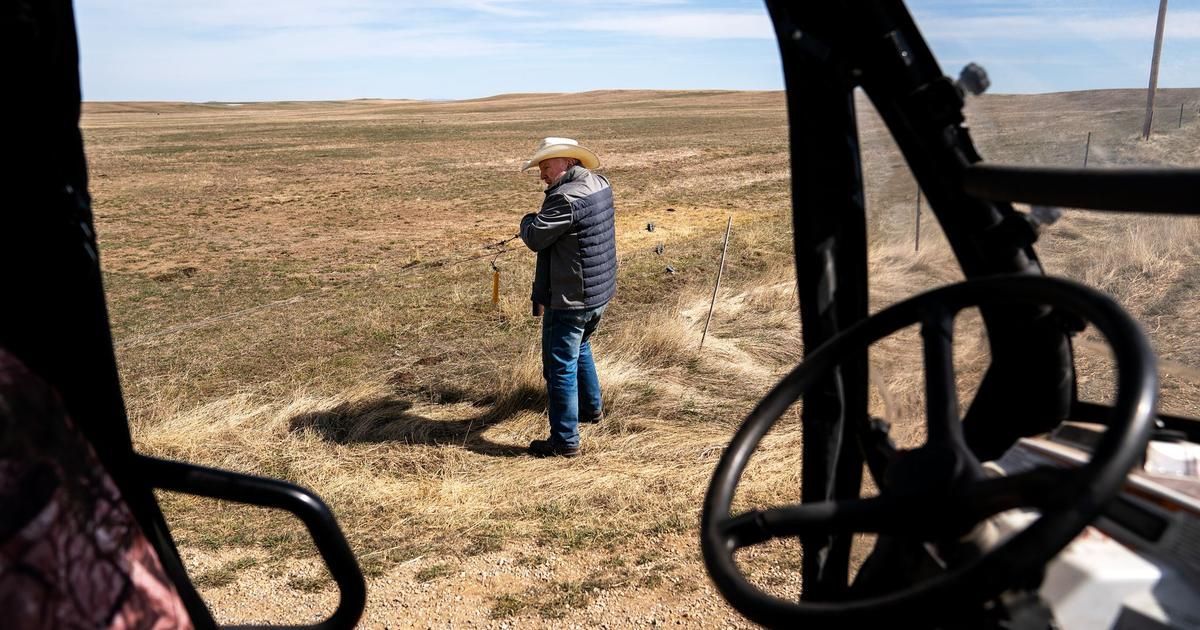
[518,137,617,458]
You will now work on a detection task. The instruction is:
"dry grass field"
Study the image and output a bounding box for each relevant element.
[82,88,1199,627]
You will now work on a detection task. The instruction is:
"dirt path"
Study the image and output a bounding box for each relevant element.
[185,537,795,628]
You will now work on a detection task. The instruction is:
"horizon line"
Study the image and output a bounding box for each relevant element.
[81,85,1200,106]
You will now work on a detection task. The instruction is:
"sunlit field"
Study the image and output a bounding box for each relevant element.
[83,87,1199,626]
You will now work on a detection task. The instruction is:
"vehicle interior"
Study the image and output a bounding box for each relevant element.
[2,1,1197,629]
[700,3,1200,628]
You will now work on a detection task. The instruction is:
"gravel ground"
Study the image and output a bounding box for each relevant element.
[182,537,801,628]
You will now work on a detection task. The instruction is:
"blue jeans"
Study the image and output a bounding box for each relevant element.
[541,304,606,448]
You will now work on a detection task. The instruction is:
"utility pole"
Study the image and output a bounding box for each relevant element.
[1142,0,1169,140]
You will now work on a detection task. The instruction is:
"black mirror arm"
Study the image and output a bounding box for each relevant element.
[962,164,1200,215]
[136,455,367,630]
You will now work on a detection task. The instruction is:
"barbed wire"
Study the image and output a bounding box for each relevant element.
[485,233,521,250]
[116,234,526,350]
[117,223,680,351]
[485,233,521,270]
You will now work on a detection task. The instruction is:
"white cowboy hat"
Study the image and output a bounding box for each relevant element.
[520,137,600,171]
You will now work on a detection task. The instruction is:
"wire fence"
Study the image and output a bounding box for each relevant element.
[116,235,525,350]
[115,219,675,350]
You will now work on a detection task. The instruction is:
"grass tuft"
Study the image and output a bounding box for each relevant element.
[86,89,1200,623]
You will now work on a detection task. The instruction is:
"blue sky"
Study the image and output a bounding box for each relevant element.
[75,0,1198,102]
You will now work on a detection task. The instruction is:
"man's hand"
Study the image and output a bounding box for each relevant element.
[532,302,545,317]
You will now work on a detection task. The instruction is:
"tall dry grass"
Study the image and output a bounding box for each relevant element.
[83,89,1200,624]
[132,252,805,513]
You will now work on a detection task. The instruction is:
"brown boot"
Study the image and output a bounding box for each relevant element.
[580,409,604,424]
[528,439,580,458]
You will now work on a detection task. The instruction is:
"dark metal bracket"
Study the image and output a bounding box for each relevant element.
[139,456,367,630]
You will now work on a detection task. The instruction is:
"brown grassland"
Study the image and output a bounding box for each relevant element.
[82,88,1199,627]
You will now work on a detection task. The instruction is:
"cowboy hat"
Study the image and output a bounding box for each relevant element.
[520,137,600,171]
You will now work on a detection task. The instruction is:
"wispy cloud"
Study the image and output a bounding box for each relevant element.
[1072,10,1200,39]
[919,9,1200,41]
[75,1,1199,100]
[572,11,773,40]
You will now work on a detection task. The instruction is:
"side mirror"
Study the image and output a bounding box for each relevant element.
[138,455,366,630]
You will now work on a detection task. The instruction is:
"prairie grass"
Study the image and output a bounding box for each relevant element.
[83,88,1199,625]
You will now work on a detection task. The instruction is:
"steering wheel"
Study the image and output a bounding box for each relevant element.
[700,275,1157,628]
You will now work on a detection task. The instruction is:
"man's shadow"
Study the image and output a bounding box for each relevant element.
[287,384,545,457]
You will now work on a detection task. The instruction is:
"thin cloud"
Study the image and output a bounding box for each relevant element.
[1071,10,1200,39]
[572,11,773,40]
[920,10,1200,41]
[244,26,532,60]
[75,1,1195,100]
[80,0,395,30]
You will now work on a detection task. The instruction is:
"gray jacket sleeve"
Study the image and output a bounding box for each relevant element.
[520,194,574,252]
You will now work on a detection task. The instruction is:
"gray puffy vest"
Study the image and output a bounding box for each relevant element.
[519,166,617,310]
